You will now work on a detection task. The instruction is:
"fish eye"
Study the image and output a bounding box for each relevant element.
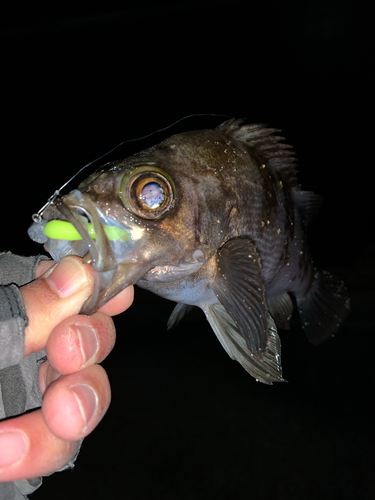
[120,166,175,219]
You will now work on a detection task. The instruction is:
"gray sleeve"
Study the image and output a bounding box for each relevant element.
[0,253,48,286]
[0,253,50,371]
[0,253,83,499]
[0,253,49,400]
[0,285,29,370]
[0,253,49,499]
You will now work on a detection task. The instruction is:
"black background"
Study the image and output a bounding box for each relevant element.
[2,1,375,499]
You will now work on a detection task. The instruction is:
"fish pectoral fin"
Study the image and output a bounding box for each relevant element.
[211,238,268,357]
[296,269,350,345]
[267,293,294,330]
[204,301,285,384]
[167,303,194,330]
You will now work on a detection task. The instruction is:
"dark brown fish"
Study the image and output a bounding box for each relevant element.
[29,119,350,383]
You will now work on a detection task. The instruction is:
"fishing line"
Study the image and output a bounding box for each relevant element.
[32,113,233,222]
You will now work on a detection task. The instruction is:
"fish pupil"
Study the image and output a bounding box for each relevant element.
[141,181,165,208]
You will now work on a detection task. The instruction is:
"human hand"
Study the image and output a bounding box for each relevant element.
[0,256,133,482]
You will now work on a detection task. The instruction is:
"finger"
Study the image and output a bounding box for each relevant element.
[41,364,111,441]
[35,259,134,317]
[0,410,80,482]
[38,360,60,395]
[0,365,110,482]
[45,312,116,375]
[34,259,55,278]
[98,285,134,316]
[21,256,94,357]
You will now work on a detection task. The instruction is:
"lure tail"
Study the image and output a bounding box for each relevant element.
[297,269,350,345]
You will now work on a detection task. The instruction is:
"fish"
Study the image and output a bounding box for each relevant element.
[28,119,350,384]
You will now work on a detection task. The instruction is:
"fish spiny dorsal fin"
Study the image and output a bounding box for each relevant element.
[216,119,299,187]
[216,118,246,134]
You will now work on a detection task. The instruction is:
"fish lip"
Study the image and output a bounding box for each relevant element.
[53,191,120,314]
[55,191,118,273]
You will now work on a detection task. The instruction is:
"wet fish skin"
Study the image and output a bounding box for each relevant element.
[36,119,350,383]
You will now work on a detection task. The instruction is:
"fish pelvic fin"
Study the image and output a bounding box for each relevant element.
[167,303,194,330]
[204,302,285,384]
[297,269,350,345]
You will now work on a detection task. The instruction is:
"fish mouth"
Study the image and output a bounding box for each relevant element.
[44,189,138,314]
[55,195,118,273]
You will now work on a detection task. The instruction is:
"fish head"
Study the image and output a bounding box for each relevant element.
[37,129,236,313]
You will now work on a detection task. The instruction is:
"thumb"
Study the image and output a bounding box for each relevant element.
[21,256,94,357]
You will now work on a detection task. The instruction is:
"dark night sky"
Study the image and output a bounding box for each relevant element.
[2,1,375,499]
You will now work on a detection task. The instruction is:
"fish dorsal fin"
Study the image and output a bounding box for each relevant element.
[291,188,323,229]
[217,118,299,187]
[205,302,285,384]
[211,238,268,357]
[266,293,294,330]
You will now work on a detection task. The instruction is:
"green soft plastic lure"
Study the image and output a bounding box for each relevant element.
[44,220,130,241]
